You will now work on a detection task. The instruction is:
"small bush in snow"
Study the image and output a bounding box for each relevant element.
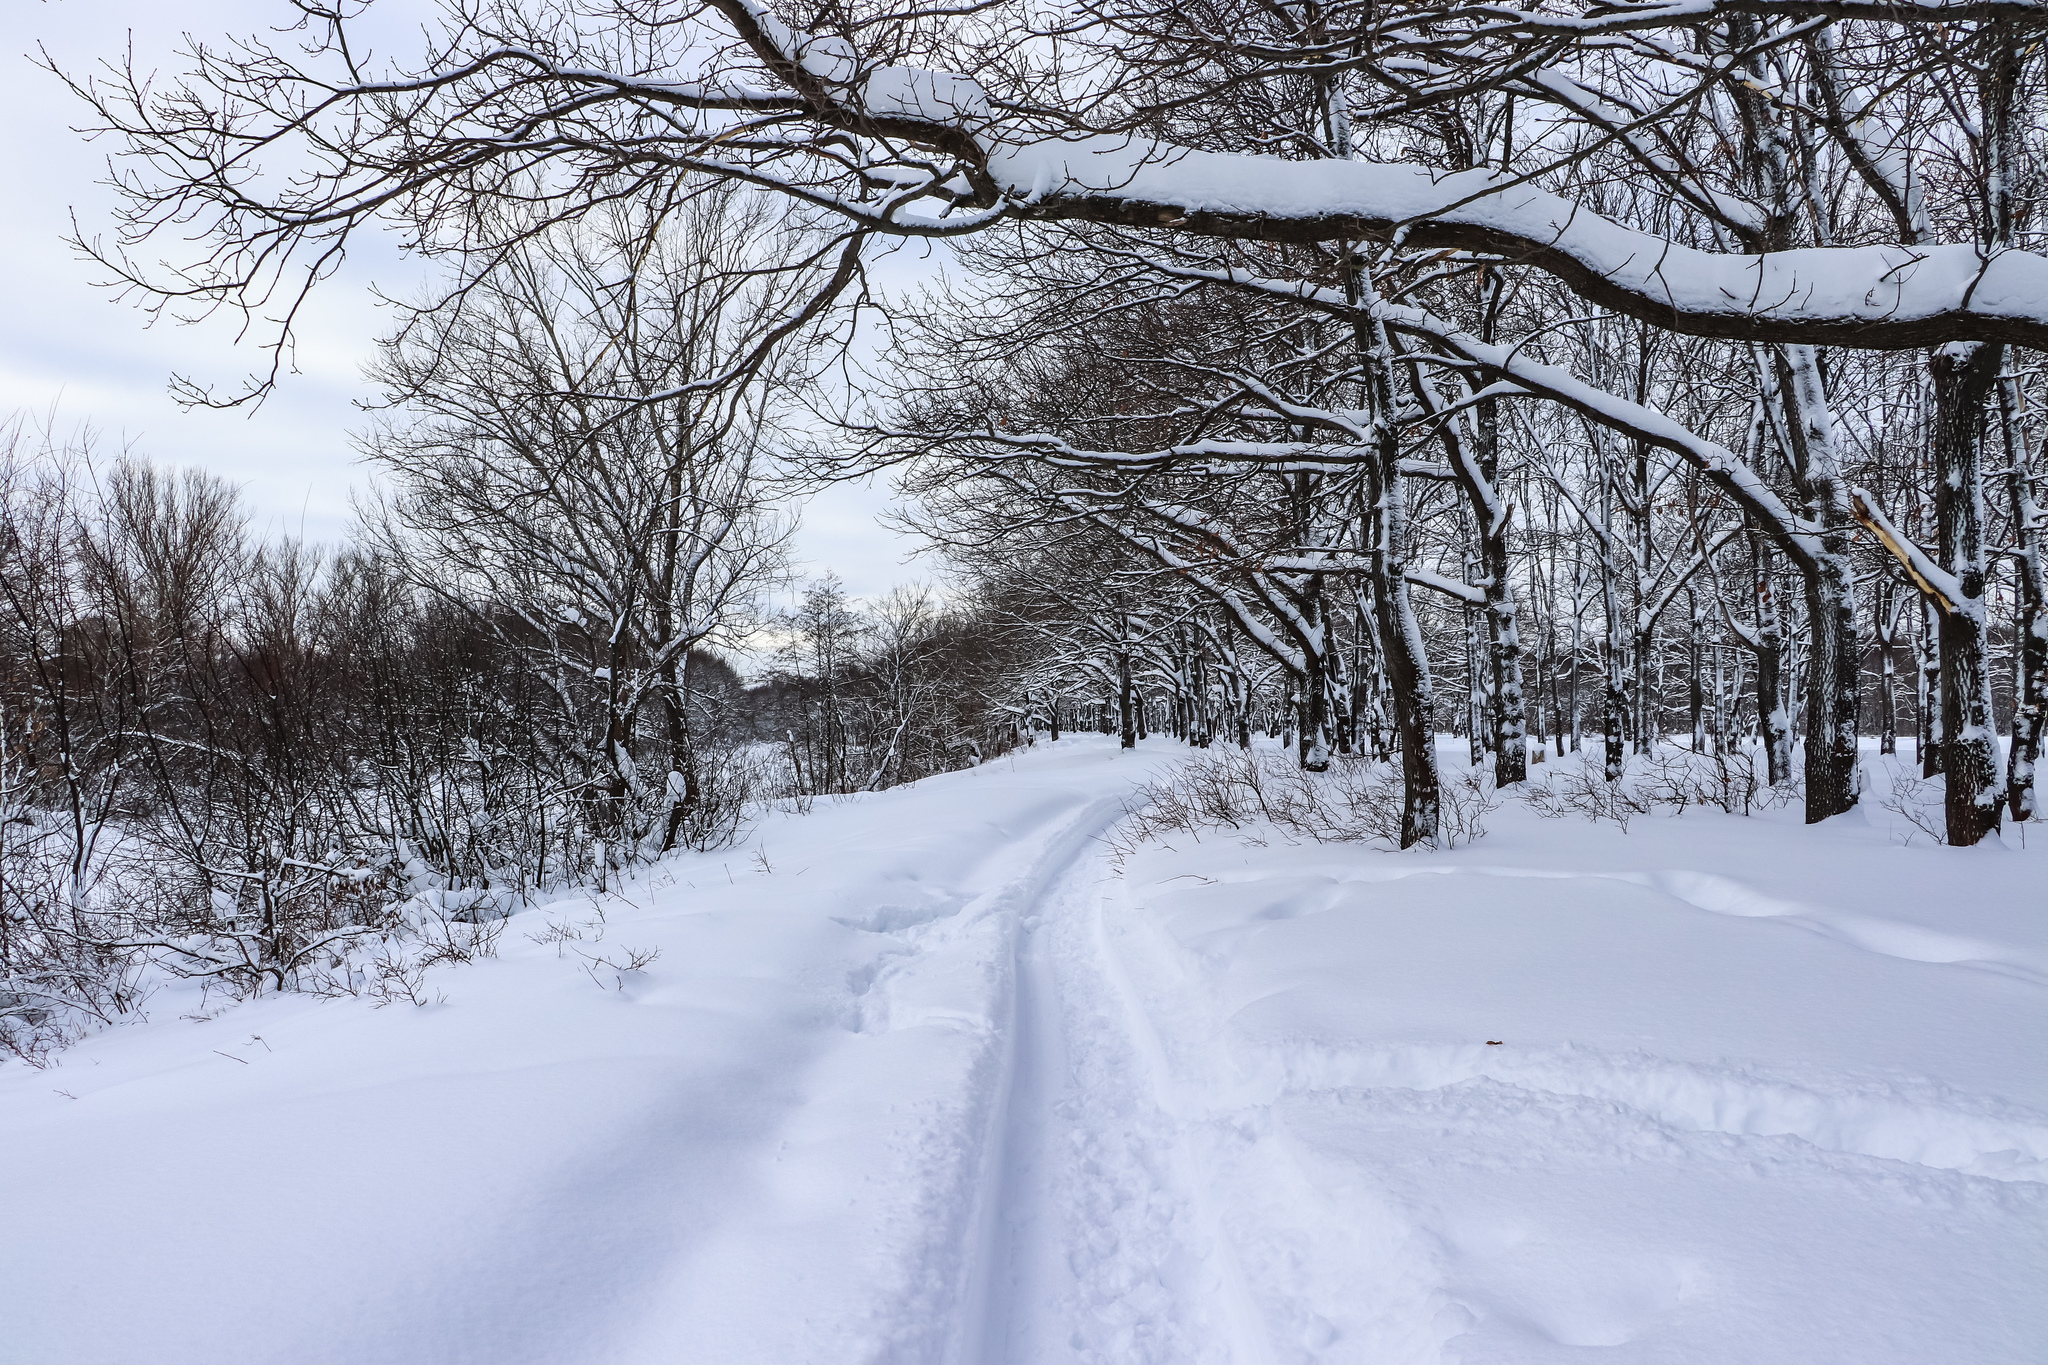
[1115,748,1496,856]
[1873,759,1947,845]
[1520,747,1795,830]
[1521,760,1656,831]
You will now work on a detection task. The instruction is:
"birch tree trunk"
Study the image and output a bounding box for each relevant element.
[2001,365,2044,821]
[1875,579,1899,758]
[1474,264,1529,787]
[1598,468,1628,781]
[1918,600,1943,776]
[1752,533,1794,786]
[1461,516,1486,769]
[1689,594,1707,752]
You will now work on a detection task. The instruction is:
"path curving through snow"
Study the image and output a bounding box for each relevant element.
[3,735,2043,1364]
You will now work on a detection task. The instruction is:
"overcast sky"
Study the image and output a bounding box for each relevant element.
[4,0,918,599]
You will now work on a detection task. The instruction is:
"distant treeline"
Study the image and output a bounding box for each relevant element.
[0,430,1024,1060]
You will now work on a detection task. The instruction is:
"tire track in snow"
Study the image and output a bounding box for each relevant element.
[957,799,1277,1365]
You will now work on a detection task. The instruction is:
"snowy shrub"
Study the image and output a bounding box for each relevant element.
[1521,747,1795,830]
[664,748,767,853]
[355,905,511,1007]
[0,813,153,1064]
[1873,759,1948,845]
[1115,748,1495,856]
[1520,759,1658,831]
[1636,746,1794,816]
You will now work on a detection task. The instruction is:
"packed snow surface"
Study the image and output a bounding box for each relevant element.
[4,737,2042,1363]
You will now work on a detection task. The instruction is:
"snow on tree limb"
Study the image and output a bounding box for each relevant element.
[65,0,2048,413]
[708,0,2048,350]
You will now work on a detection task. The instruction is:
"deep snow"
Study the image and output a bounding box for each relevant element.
[2,736,2042,1364]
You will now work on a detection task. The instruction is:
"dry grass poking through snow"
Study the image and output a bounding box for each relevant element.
[1522,745,1799,831]
[1112,746,1499,856]
[1117,741,1827,856]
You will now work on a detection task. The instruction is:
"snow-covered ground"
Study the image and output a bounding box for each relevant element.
[4,736,2042,1364]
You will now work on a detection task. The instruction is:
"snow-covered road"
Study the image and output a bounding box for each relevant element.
[4,736,2043,1363]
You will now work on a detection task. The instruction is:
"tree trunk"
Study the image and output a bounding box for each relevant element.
[1473,280,1529,788]
[658,655,700,853]
[1928,342,2005,846]
[1298,650,1332,770]
[1325,46,1434,833]
[1769,347,1863,822]
[1635,627,1661,758]
[1598,482,1627,781]
[1464,588,1486,769]
[1568,595,1584,754]
[1330,632,1355,757]
[1117,616,1136,750]
[1752,534,1793,785]
[1288,471,1334,771]
[1361,330,1439,845]
[1688,596,1706,752]
[1917,600,1942,775]
[1800,550,1863,821]
[2000,364,2044,821]
[1875,579,1898,757]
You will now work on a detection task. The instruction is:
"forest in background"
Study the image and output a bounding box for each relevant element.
[5,0,2047,1058]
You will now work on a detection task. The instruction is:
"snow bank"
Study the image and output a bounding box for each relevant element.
[1106,759,2046,1361]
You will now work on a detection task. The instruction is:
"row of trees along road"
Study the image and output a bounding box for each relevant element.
[47,0,2048,854]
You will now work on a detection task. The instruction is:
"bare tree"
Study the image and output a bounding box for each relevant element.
[362,191,800,868]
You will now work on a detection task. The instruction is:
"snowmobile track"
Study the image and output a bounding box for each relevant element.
[955,796,1277,1365]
